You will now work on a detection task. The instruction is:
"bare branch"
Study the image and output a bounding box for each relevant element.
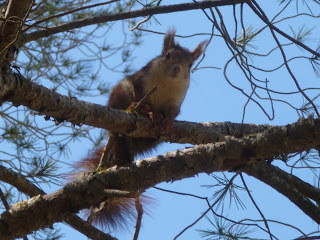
[240,173,273,240]
[248,0,320,58]
[133,195,143,240]
[248,1,320,117]
[19,0,250,45]
[22,0,120,33]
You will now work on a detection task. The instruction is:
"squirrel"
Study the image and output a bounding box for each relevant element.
[74,30,207,231]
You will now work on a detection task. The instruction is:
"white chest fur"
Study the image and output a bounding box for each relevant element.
[144,63,190,111]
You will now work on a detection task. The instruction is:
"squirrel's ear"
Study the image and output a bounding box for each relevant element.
[192,40,208,61]
[162,29,176,54]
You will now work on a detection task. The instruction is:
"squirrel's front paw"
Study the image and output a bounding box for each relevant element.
[149,112,173,134]
[127,102,152,114]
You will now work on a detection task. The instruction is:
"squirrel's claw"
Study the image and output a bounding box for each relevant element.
[149,112,173,134]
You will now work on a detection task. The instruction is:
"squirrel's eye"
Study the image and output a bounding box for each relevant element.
[165,52,170,59]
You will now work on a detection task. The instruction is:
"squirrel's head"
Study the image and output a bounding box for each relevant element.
[158,29,207,80]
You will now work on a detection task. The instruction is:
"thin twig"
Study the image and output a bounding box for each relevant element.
[240,173,274,240]
[0,188,10,211]
[23,0,120,33]
[154,186,278,239]
[133,86,157,111]
[21,0,249,44]
[241,86,256,124]
[248,1,320,117]
[133,195,143,240]
[128,0,163,31]
[249,0,320,58]
[173,192,221,239]
[243,161,320,225]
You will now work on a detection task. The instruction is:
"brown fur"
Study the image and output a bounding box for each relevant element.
[72,146,153,231]
[75,30,207,230]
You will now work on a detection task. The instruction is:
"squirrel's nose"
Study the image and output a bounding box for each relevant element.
[169,65,181,78]
[173,65,181,74]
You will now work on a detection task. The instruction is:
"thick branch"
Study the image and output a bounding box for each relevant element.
[243,161,320,224]
[19,0,249,44]
[0,165,44,196]
[0,70,273,144]
[261,163,320,204]
[1,116,320,239]
[0,165,118,240]
[0,0,33,62]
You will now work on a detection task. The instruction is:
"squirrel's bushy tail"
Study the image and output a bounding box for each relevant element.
[71,145,150,231]
[84,188,137,230]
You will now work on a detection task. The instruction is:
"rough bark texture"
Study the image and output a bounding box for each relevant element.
[0,116,319,239]
[0,0,317,238]
[0,0,33,64]
[0,70,138,133]
[0,164,119,240]
[0,69,274,144]
[0,165,45,196]
[243,162,320,225]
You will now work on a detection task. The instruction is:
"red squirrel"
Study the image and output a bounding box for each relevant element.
[75,30,207,230]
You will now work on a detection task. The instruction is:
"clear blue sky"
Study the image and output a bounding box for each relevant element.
[44,1,320,239]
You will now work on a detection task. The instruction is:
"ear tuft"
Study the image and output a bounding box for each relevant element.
[162,29,176,55]
[191,40,208,61]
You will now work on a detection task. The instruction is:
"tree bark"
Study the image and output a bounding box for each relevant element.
[0,69,276,144]
[0,0,33,64]
[0,115,319,239]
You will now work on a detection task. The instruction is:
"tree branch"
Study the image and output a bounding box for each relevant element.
[248,1,320,117]
[0,69,274,144]
[19,0,249,45]
[0,0,33,63]
[0,165,119,240]
[0,165,44,196]
[65,214,118,240]
[1,115,320,238]
[248,0,320,58]
[243,161,320,225]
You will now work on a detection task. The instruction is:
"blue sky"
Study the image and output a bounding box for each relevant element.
[39,1,320,239]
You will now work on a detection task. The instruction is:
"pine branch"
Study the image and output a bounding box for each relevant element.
[0,0,34,63]
[0,165,119,240]
[243,161,320,225]
[0,69,275,144]
[19,0,250,45]
[0,165,44,196]
[1,116,320,238]
[248,0,320,58]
